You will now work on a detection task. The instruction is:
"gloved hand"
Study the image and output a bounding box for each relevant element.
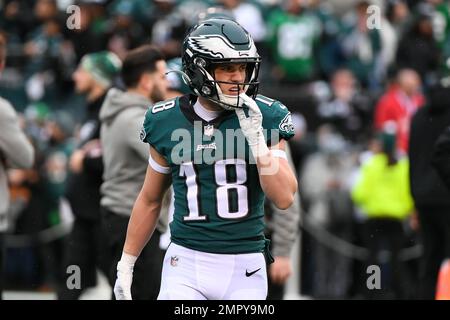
[235,93,270,158]
[113,252,137,300]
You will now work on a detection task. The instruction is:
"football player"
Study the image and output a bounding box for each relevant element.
[114,18,298,300]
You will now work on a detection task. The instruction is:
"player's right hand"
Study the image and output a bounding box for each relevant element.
[236,93,269,158]
[235,93,263,146]
[113,252,137,300]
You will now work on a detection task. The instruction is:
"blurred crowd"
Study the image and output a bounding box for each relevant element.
[1,0,450,300]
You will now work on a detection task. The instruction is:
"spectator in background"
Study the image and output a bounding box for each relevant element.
[18,1,77,100]
[396,4,440,85]
[24,0,63,74]
[414,77,450,299]
[100,45,170,299]
[432,126,450,253]
[58,51,121,300]
[0,0,35,42]
[317,68,373,145]
[379,0,411,80]
[386,0,411,39]
[107,0,154,29]
[266,0,322,83]
[0,31,35,299]
[23,16,75,105]
[218,0,267,44]
[430,0,450,48]
[39,111,75,289]
[430,0,450,75]
[309,0,344,79]
[64,1,106,63]
[339,0,382,90]
[301,125,356,299]
[352,123,414,299]
[104,1,146,60]
[374,68,424,155]
[149,0,193,60]
[433,127,450,192]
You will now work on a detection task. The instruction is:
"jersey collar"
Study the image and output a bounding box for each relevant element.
[180,94,234,127]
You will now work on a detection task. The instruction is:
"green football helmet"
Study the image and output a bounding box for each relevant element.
[181,17,261,110]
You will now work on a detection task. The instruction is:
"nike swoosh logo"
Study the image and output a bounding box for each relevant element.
[245,268,261,277]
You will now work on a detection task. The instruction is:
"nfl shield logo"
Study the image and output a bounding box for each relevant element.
[204,124,214,137]
[170,256,179,267]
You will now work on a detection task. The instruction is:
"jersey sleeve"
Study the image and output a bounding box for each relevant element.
[256,95,295,146]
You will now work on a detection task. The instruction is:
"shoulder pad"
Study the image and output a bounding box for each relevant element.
[256,94,295,141]
[140,97,179,142]
[255,94,289,114]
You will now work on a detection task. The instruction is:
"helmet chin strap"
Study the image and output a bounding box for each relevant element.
[216,84,244,110]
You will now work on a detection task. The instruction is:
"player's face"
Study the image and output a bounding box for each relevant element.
[214,63,247,96]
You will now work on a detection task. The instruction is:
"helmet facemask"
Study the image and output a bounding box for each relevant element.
[190,57,260,110]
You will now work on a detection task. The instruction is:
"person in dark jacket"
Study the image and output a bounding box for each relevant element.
[395,7,440,85]
[433,126,450,190]
[409,78,450,299]
[58,51,121,300]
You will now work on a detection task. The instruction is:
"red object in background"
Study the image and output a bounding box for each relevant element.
[436,259,450,300]
[374,85,425,154]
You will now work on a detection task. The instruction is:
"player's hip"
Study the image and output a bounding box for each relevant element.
[159,242,267,300]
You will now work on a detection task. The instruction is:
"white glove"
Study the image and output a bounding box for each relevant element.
[113,252,137,300]
[235,93,270,158]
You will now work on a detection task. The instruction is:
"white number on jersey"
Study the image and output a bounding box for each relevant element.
[215,159,248,219]
[152,100,176,114]
[180,162,207,221]
[180,160,249,221]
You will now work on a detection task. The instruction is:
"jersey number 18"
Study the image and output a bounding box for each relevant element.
[180,159,249,221]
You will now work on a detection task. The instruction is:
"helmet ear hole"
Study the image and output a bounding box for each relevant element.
[194,57,207,68]
[201,85,213,96]
[190,66,217,98]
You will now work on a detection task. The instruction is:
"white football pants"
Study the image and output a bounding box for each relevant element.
[157,242,267,300]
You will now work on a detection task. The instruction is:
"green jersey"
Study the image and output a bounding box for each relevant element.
[141,94,294,255]
[266,9,322,81]
[433,3,450,74]
[433,3,450,48]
